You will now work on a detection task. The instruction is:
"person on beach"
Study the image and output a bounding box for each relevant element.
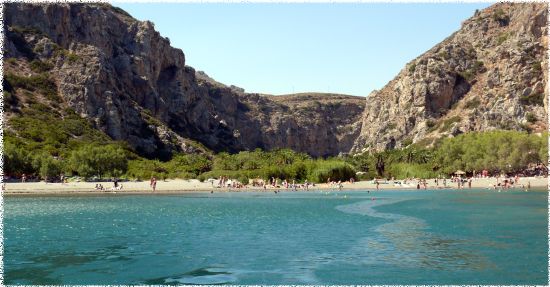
[468,178,472,189]
[375,179,379,190]
[21,174,26,183]
[150,177,157,192]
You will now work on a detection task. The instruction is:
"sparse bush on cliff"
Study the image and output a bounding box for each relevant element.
[5,72,58,100]
[30,60,54,73]
[408,63,416,73]
[496,32,509,45]
[531,61,542,72]
[526,112,537,123]
[520,92,544,106]
[464,98,481,109]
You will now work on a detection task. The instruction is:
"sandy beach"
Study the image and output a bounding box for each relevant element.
[4,176,548,196]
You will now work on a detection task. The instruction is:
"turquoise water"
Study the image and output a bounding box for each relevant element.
[4,189,548,285]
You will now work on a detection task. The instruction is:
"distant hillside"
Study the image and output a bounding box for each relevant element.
[352,3,548,152]
[3,3,365,158]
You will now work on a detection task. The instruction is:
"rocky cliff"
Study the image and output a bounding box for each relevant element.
[352,3,548,152]
[4,3,364,158]
[5,3,547,158]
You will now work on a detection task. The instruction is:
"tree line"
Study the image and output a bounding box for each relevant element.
[5,130,548,182]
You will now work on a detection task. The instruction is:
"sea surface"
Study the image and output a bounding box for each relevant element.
[4,189,548,285]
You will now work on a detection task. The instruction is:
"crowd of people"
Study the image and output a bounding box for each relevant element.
[5,168,546,193]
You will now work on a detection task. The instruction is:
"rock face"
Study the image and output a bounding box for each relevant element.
[4,3,364,158]
[5,3,547,158]
[352,3,548,152]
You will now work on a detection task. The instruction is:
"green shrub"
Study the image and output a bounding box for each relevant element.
[526,112,537,123]
[66,53,80,64]
[5,72,57,98]
[30,60,54,72]
[237,174,249,185]
[426,120,436,128]
[36,154,63,181]
[4,90,18,107]
[68,144,128,178]
[415,137,436,148]
[401,138,413,147]
[458,70,474,82]
[11,25,45,35]
[519,123,532,133]
[307,161,356,183]
[496,32,509,45]
[473,61,484,73]
[4,141,33,175]
[441,116,461,131]
[386,163,437,179]
[5,58,18,65]
[408,63,417,73]
[464,98,480,109]
[520,93,544,106]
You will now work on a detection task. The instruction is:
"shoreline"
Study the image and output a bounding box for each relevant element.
[4,177,548,196]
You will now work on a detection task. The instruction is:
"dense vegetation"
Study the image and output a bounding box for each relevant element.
[4,57,547,183]
[348,130,547,179]
[6,122,548,183]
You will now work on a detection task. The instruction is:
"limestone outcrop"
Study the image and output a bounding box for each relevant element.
[352,3,548,152]
[4,3,364,158]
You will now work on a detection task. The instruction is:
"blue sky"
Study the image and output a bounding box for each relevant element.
[114,3,493,96]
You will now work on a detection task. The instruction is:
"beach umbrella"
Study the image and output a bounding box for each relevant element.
[454,170,466,175]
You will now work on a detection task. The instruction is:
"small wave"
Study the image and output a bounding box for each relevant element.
[143,267,237,285]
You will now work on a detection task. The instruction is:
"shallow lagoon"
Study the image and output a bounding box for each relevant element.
[4,189,548,284]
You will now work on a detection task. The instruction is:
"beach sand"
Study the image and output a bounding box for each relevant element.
[4,176,548,196]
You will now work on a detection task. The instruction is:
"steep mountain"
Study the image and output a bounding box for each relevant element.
[4,3,364,159]
[352,2,548,152]
[5,3,547,160]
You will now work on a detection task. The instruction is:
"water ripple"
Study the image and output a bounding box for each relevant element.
[336,199,494,271]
